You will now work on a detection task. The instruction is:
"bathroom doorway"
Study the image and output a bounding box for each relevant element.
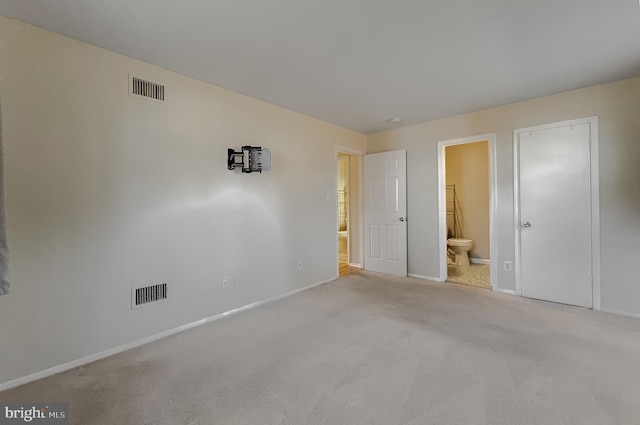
[437,134,497,289]
[337,153,350,274]
[336,148,363,277]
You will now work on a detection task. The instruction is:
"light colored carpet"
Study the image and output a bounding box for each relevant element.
[2,272,640,424]
[447,264,491,289]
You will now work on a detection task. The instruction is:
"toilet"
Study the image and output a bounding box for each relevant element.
[447,238,474,266]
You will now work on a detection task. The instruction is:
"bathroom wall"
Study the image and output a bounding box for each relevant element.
[445,142,490,260]
[0,16,366,386]
[337,155,348,231]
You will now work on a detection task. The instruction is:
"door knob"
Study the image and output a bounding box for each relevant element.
[522,221,531,228]
[399,217,406,222]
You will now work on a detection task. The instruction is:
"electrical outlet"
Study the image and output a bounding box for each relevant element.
[297,260,303,271]
[221,276,229,289]
[503,261,512,272]
[233,275,240,286]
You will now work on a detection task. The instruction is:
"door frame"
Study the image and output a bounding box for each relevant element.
[335,146,365,277]
[513,117,601,309]
[437,134,497,289]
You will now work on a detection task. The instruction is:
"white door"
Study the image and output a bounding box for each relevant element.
[363,150,407,276]
[516,120,594,307]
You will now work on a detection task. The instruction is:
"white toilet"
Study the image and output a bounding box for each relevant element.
[447,238,474,266]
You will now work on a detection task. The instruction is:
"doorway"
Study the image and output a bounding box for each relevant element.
[514,117,600,308]
[336,148,364,277]
[437,134,497,289]
[337,153,351,275]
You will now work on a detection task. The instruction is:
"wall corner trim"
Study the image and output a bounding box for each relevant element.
[470,258,491,265]
[408,273,443,282]
[599,307,640,320]
[495,288,516,295]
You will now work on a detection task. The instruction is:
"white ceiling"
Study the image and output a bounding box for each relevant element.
[1,1,639,134]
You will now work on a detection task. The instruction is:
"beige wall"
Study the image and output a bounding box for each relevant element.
[0,16,365,385]
[337,155,348,232]
[368,76,640,317]
[445,142,489,260]
[337,155,348,192]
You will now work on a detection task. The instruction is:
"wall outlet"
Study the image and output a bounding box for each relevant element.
[297,260,303,271]
[233,275,240,286]
[503,261,512,272]
[221,276,229,289]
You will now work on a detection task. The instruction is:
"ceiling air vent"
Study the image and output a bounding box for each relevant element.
[129,75,166,103]
[132,283,167,309]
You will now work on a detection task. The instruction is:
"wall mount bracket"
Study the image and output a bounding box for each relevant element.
[227,145,271,173]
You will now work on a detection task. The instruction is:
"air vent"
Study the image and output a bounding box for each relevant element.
[132,283,167,309]
[129,75,166,103]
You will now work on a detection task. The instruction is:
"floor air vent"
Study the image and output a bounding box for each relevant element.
[132,283,167,309]
[129,75,166,103]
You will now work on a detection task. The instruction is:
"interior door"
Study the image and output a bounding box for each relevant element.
[516,122,593,307]
[363,150,407,276]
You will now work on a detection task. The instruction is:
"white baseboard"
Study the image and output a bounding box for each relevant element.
[495,288,516,295]
[0,277,336,392]
[470,258,490,265]
[348,263,362,268]
[600,307,640,320]
[408,273,443,282]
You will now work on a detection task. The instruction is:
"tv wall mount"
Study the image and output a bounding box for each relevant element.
[227,146,271,173]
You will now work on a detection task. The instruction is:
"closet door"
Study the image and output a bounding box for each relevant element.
[515,120,595,308]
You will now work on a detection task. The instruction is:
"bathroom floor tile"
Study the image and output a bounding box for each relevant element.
[447,264,490,289]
